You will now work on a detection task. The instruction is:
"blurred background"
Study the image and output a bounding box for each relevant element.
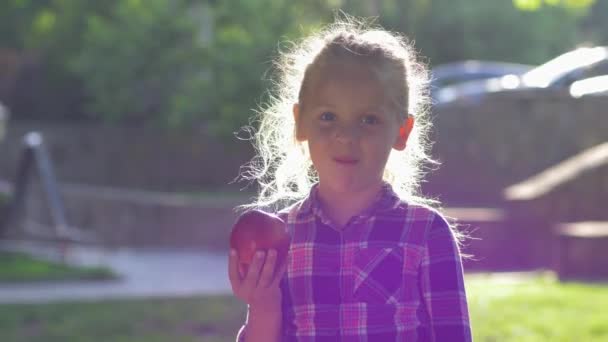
[0,0,607,341]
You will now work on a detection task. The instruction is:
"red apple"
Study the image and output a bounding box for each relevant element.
[229,209,290,267]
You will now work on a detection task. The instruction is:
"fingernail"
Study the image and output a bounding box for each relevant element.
[230,249,236,256]
[256,251,264,258]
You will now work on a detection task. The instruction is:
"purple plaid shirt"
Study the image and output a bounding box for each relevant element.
[237,183,471,341]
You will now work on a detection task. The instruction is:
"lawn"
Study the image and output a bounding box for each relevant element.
[0,272,606,341]
[466,272,608,341]
[0,251,115,282]
[0,296,245,342]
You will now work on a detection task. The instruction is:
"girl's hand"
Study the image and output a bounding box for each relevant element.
[228,245,288,314]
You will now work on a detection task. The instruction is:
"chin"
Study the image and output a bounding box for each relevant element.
[323,177,372,194]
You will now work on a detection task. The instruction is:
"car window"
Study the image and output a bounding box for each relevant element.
[570,75,608,97]
[523,47,608,87]
[551,58,608,87]
[580,60,608,79]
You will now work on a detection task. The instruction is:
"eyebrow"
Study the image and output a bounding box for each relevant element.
[307,104,388,114]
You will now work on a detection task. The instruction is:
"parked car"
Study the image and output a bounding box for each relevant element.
[430,60,534,101]
[431,60,534,88]
[435,46,608,105]
[569,75,608,97]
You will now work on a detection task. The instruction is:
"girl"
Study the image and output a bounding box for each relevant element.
[228,17,471,342]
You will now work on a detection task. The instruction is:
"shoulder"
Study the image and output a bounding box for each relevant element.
[380,200,453,240]
[382,199,446,225]
[275,198,307,222]
[397,203,463,258]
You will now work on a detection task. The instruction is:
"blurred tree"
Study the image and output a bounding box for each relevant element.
[372,0,590,66]
[581,0,608,44]
[203,0,333,136]
[513,0,596,12]
[0,1,117,121]
[69,0,333,134]
[0,0,604,137]
[0,0,331,133]
[69,0,210,127]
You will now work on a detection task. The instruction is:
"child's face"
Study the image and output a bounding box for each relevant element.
[294,61,411,194]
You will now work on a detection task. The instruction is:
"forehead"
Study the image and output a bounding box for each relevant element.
[304,61,390,109]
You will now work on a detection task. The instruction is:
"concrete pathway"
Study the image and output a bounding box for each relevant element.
[0,241,232,304]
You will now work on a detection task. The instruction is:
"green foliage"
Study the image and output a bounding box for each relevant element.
[68,0,211,127]
[513,0,596,12]
[202,0,332,136]
[0,0,606,137]
[0,1,324,134]
[581,0,608,44]
[0,0,47,49]
[0,1,118,121]
[375,0,586,66]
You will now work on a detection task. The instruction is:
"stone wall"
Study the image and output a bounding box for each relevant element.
[3,180,250,251]
[1,93,607,268]
[425,91,608,206]
[0,121,254,192]
[2,92,607,198]
[504,142,608,223]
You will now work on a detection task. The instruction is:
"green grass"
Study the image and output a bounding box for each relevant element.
[466,272,608,341]
[0,251,116,283]
[0,296,245,342]
[0,272,606,341]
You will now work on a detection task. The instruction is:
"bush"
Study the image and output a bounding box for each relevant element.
[69,0,211,129]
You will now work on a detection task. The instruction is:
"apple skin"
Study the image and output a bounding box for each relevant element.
[229,209,290,267]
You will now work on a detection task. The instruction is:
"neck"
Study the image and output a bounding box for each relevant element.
[316,182,383,228]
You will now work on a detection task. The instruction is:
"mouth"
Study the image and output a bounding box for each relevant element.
[333,157,359,165]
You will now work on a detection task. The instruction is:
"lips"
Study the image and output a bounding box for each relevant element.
[334,157,359,164]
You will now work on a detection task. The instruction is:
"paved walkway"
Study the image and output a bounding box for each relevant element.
[0,241,232,304]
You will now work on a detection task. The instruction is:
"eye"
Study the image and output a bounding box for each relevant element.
[361,115,380,125]
[319,111,336,121]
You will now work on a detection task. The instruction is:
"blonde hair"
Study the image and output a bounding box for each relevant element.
[238,17,439,213]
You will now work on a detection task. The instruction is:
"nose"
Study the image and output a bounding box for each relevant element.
[334,124,359,143]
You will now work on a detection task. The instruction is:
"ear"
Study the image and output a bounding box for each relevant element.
[293,103,307,142]
[393,114,414,151]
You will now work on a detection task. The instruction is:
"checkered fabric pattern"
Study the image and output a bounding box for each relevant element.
[237,183,471,341]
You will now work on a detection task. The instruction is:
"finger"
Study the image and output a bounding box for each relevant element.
[239,242,254,278]
[270,254,289,288]
[238,263,248,279]
[257,249,278,288]
[242,250,266,289]
[228,249,242,290]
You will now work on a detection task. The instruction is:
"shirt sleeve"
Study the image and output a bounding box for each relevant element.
[419,213,472,341]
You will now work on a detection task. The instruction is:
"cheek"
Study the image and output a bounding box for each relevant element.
[308,139,328,161]
[316,124,336,137]
[305,137,325,162]
[307,124,334,144]
[362,136,394,161]
[363,131,392,148]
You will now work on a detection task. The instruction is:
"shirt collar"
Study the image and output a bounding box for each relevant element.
[298,182,401,220]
